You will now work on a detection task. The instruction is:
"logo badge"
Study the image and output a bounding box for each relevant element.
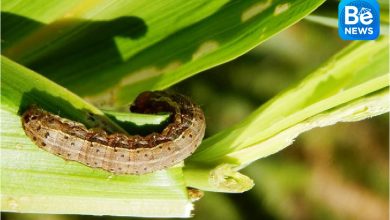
[338,0,380,40]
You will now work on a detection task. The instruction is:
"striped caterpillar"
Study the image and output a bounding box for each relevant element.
[21,91,206,175]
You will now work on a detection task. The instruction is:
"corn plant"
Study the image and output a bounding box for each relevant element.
[1,0,388,217]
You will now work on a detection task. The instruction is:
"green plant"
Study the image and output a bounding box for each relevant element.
[1,0,389,217]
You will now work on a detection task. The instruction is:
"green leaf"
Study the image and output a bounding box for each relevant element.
[184,37,389,192]
[2,0,326,106]
[2,0,388,215]
[1,57,192,217]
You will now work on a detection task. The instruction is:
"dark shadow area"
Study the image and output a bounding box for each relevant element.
[2,11,147,95]
[2,12,43,49]
[2,12,147,56]
[28,15,147,65]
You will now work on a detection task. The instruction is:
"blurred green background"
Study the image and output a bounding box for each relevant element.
[2,8,388,220]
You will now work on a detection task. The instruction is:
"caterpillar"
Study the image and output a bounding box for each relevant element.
[21,91,206,175]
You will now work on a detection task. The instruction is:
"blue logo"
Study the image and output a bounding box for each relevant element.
[338,0,380,40]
